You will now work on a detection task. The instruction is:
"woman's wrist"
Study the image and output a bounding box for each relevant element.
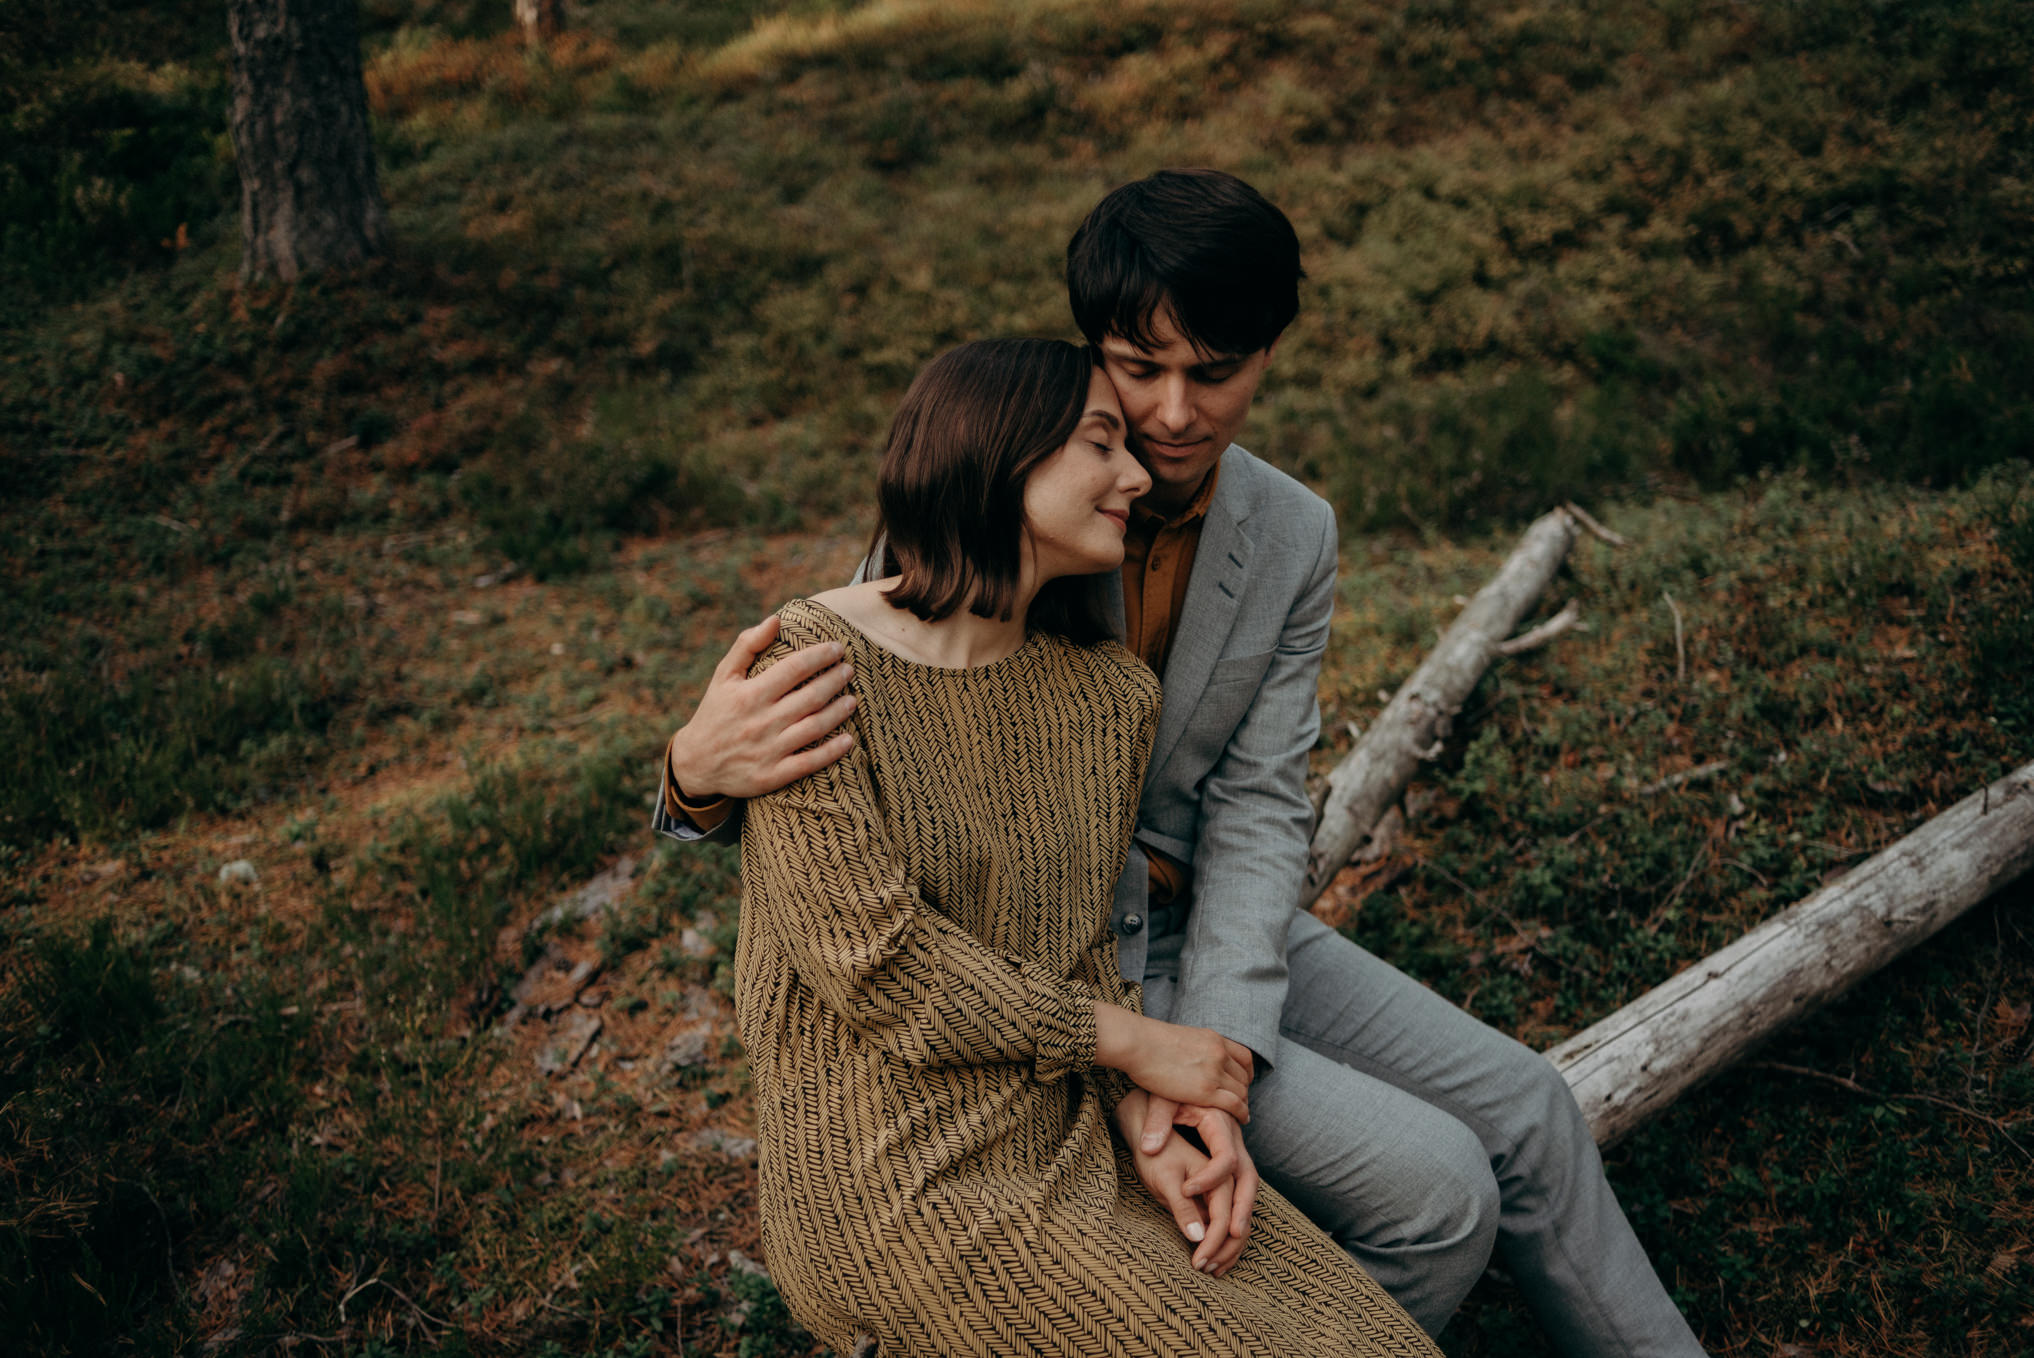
[1092,1003,1143,1075]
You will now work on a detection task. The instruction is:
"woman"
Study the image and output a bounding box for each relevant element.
[736,339,1438,1357]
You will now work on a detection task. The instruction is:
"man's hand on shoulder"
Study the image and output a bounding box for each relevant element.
[667,613,858,801]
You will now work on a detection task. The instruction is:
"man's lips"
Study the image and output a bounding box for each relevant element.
[1141,435,1208,460]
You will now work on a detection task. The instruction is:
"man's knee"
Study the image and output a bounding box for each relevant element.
[1275,1109,1497,1261]
[1399,1116,1502,1259]
[1333,1117,1499,1335]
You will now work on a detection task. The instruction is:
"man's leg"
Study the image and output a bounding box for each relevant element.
[1141,972,1499,1334]
[1265,911,1706,1357]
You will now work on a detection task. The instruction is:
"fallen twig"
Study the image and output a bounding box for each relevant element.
[339,1276,454,1331]
[1637,760,1730,797]
[1748,1061,2032,1161]
[1643,842,1710,931]
[1661,591,1687,684]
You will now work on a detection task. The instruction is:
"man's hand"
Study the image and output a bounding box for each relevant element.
[1174,1103,1257,1274]
[666,614,857,801]
[1116,1092,1256,1277]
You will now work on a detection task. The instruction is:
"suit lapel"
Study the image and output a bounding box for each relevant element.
[1149,448,1254,775]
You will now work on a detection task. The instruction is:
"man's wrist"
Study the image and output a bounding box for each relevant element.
[665,727,720,803]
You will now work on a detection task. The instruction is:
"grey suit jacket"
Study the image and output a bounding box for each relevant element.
[1103,444,1334,1068]
[652,443,1336,1068]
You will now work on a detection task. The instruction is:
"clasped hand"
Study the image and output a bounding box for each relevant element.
[1115,1090,1260,1276]
[1094,1005,1253,1122]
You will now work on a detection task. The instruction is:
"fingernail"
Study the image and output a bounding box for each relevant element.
[1185,1223,1204,1242]
[1142,1136,1161,1152]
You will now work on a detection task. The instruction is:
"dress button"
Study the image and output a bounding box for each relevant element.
[1120,913,1144,936]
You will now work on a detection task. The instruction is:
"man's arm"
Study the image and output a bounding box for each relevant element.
[1169,504,1338,1066]
[652,614,859,844]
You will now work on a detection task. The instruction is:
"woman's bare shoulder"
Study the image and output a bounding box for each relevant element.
[802,581,895,636]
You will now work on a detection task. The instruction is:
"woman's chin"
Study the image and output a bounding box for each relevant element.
[1038,545,1126,581]
[1080,544,1128,575]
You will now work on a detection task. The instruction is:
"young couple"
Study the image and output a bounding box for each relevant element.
[656,170,1706,1357]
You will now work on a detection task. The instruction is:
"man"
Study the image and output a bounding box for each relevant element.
[656,169,1704,1355]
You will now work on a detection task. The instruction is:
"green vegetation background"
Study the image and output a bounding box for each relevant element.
[3,1,2032,1354]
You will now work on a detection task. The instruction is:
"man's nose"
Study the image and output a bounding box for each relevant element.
[1153,376,1192,432]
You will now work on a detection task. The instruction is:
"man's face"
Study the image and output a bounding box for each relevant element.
[1097,302,1276,513]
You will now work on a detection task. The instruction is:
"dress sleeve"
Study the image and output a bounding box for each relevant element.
[1068,660,1162,1110]
[739,650,1102,1082]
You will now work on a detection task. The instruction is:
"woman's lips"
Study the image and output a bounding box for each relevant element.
[1099,508,1129,530]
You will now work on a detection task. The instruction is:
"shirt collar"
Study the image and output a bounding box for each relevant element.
[1130,459,1222,532]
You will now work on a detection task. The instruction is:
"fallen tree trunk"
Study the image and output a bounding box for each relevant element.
[1304,506,1579,905]
[1550,759,2034,1146]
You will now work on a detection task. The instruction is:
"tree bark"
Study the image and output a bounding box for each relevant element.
[1549,760,2034,1146]
[228,0,389,283]
[1303,506,1579,905]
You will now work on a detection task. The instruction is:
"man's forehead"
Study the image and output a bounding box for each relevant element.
[1099,328,1246,364]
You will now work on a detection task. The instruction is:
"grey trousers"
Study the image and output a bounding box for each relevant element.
[1141,909,1706,1356]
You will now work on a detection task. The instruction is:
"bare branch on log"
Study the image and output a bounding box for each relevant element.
[1304,507,1579,905]
[1549,760,2034,1146]
[1563,501,1631,547]
[1495,599,1585,656]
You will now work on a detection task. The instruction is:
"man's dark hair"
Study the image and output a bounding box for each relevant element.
[871,338,1113,644]
[1066,168,1304,357]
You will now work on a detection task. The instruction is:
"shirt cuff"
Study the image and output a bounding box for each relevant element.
[664,737,735,834]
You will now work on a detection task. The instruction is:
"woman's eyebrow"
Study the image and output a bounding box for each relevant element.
[1084,408,1123,430]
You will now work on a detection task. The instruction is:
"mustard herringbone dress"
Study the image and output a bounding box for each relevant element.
[736,600,1439,1358]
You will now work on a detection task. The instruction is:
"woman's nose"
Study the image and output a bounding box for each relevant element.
[1121,455,1153,497]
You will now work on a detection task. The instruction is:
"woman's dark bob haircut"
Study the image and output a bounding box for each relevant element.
[1066,167,1304,358]
[871,338,1113,645]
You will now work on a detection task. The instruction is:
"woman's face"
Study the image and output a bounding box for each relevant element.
[1021,367,1151,582]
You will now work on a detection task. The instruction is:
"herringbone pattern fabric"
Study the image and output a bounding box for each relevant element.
[737,600,1440,1357]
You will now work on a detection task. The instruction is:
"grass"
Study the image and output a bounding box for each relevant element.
[3,0,2033,1353]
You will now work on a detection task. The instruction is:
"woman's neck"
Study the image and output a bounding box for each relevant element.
[813,573,1040,669]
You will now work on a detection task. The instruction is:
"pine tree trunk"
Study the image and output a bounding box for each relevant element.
[227,0,389,283]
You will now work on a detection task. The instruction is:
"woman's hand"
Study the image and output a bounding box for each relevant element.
[1114,1091,1256,1276]
[1095,1005,1253,1122]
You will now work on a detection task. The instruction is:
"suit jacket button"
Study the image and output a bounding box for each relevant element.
[1120,913,1144,936]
